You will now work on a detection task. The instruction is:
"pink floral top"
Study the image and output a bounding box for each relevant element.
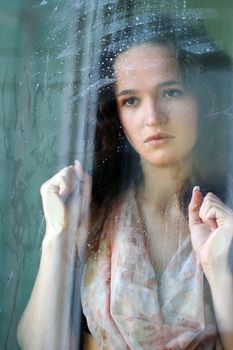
[81,188,222,349]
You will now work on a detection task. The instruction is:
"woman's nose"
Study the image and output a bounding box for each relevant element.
[145,98,168,126]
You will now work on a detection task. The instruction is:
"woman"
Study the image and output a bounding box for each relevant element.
[18,15,233,349]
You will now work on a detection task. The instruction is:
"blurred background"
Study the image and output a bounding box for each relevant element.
[0,0,232,348]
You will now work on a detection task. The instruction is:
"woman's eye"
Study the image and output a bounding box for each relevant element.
[123,97,138,106]
[163,89,184,98]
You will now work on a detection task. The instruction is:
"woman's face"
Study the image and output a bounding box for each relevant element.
[114,44,199,167]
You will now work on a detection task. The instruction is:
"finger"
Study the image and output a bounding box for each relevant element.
[74,160,91,183]
[199,192,232,219]
[199,193,223,229]
[188,186,203,227]
[73,160,92,198]
[199,194,217,230]
[199,193,219,216]
[199,205,218,231]
[41,166,78,200]
[58,176,77,198]
[199,198,233,229]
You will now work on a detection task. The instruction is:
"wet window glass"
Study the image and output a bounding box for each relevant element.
[1,1,233,349]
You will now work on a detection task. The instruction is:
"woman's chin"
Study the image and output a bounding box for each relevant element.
[140,148,196,169]
[143,154,181,168]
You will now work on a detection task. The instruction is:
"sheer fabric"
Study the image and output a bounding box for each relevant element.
[82,188,222,349]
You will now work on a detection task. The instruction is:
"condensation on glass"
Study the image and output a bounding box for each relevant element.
[0,1,232,349]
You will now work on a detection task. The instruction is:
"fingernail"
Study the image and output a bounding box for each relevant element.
[74,160,81,168]
[193,186,200,192]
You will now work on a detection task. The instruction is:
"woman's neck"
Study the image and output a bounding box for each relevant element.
[137,159,191,271]
[139,159,191,209]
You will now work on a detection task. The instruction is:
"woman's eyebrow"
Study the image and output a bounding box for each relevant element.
[159,80,182,87]
[116,89,139,97]
[116,81,182,97]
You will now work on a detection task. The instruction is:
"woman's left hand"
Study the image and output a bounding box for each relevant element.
[188,187,233,279]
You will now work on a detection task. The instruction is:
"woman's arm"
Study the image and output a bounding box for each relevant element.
[189,188,233,349]
[17,162,91,350]
[17,234,76,350]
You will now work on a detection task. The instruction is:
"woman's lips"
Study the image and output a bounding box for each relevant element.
[144,132,174,145]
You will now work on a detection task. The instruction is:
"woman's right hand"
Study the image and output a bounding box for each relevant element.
[40,160,91,239]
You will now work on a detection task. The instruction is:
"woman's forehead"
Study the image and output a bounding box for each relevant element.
[114,44,180,89]
[115,44,177,71]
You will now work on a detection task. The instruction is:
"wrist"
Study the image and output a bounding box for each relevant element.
[204,266,233,293]
[43,225,77,260]
[42,229,68,254]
